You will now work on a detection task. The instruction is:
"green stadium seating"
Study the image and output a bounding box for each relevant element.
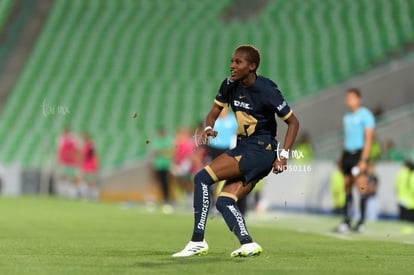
[0,0,413,169]
[0,0,14,29]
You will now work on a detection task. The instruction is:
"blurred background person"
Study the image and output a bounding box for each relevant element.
[395,160,414,222]
[365,161,379,221]
[151,127,174,212]
[383,140,404,162]
[362,135,381,220]
[79,132,99,201]
[293,131,313,164]
[56,126,79,198]
[330,161,345,215]
[337,88,375,233]
[171,126,196,204]
[368,135,382,163]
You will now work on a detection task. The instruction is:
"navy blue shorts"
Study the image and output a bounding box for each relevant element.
[226,135,278,185]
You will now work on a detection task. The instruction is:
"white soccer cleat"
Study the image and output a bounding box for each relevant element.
[230,242,262,258]
[354,223,366,233]
[172,240,209,257]
[336,222,351,233]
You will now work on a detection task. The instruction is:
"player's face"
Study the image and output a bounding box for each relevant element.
[230,51,256,82]
[345,92,360,111]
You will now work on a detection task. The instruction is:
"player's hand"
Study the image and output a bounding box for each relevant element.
[203,128,218,138]
[273,158,287,174]
[201,129,218,145]
[357,160,367,174]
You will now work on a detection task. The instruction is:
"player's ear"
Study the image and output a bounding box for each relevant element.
[249,62,257,72]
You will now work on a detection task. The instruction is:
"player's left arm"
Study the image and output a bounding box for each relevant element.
[358,109,375,172]
[281,113,300,151]
[358,127,374,172]
[273,112,300,174]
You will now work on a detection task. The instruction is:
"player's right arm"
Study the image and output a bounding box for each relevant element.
[204,77,232,138]
[204,102,223,138]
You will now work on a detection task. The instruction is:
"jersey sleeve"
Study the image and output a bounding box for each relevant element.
[269,83,292,120]
[214,77,233,107]
[363,109,375,129]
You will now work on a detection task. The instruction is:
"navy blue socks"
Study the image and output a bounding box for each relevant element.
[191,168,215,242]
[216,195,253,244]
[344,193,353,224]
[359,194,369,225]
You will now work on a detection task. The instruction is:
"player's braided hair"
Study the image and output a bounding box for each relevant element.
[235,45,260,72]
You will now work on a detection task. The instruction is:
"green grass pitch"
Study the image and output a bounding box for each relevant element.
[0,197,413,274]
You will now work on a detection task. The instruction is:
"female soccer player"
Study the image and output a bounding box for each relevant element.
[172,45,299,258]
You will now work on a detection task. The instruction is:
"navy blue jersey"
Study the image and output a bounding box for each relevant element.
[214,76,292,138]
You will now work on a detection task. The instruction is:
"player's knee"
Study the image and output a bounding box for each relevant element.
[216,195,235,213]
[194,167,216,186]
